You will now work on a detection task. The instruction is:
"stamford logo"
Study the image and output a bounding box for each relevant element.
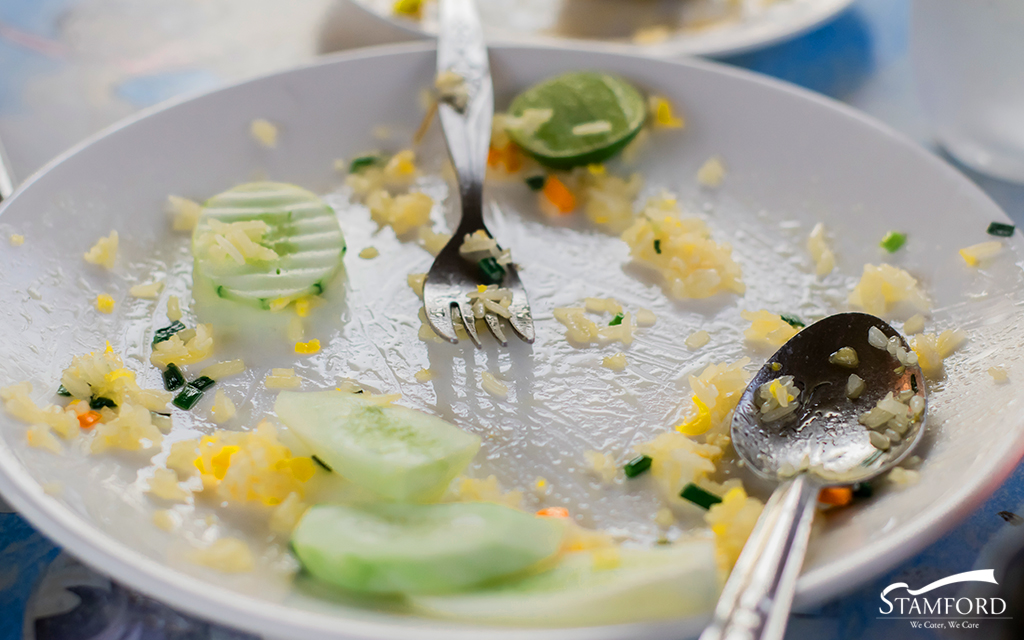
[878,570,1010,630]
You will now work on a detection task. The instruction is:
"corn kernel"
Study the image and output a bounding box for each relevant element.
[95,294,115,314]
[210,446,239,480]
[268,297,291,312]
[394,0,423,15]
[651,96,684,128]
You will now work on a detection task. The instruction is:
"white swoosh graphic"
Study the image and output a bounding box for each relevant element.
[881,570,998,598]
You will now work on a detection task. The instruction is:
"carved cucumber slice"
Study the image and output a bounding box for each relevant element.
[192,182,345,309]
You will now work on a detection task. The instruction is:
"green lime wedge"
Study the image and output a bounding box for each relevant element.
[506,71,647,169]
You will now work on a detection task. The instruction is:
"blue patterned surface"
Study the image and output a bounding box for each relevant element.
[0,515,60,640]
[1,0,1023,638]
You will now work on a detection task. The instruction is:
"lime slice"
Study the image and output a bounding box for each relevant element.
[506,71,647,169]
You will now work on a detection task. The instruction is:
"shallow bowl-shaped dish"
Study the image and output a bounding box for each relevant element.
[0,42,1022,640]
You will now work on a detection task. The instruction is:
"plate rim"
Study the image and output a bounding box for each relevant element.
[0,40,1020,638]
[347,0,857,58]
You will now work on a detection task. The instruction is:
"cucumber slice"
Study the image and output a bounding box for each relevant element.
[275,391,480,502]
[192,182,345,308]
[291,502,566,594]
[411,542,721,625]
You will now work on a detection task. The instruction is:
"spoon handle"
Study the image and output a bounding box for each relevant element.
[699,474,819,640]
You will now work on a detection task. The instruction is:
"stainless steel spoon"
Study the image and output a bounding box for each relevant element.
[700,312,927,640]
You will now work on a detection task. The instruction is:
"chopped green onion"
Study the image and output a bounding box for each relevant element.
[169,375,217,411]
[680,483,722,510]
[56,385,72,397]
[880,231,907,253]
[780,314,805,329]
[623,455,652,478]
[172,384,205,410]
[152,321,186,347]
[653,239,662,254]
[89,396,117,410]
[349,155,381,173]
[987,222,1015,237]
[312,455,333,472]
[190,376,216,392]
[525,175,546,191]
[894,365,906,376]
[851,482,873,499]
[478,257,505,285]
[609,312,624,326]
[162,363,185,391]
[910,375,918,393]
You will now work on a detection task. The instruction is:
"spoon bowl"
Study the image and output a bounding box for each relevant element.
[732,312,927,485]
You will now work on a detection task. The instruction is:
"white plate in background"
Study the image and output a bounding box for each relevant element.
[350,0,855,58]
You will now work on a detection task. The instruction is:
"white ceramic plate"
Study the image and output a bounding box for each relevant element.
[1,42,1023,640]
[351,0,855,58]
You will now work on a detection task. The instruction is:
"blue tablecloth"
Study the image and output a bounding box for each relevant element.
[2,0,1023,638]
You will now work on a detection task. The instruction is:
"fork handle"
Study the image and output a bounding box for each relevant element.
[0,134,14,202]
[437,0,492,233]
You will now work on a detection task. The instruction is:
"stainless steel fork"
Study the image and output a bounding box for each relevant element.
[423,0,534,347]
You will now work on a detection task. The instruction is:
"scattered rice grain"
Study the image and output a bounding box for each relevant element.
[697,156,726,188]
[167,296,182,321]
[250,119,278,148]
[636,308,657,327]
[130,280,164,299]
[685,330,710,350]
[481,371,508,398]
[265,368,301,390]
[602,353,627,371]
[846,374,865,399]
[989,367,1009,383]
[807,223,835,277]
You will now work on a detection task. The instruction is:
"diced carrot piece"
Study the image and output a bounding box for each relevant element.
[487,147,502,168]
[78,411,102,430]
[818,487,853,506]
[542,176,576,214]
[536,506,570,519]
[488,144,523,172]
[503,145,523,172]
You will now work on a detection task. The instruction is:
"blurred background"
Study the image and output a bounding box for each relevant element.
[1,0,1023,639]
